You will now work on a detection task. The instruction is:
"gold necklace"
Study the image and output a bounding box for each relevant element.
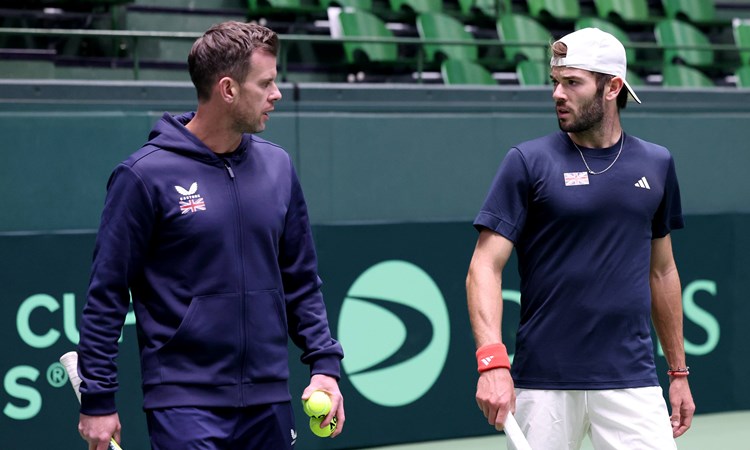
[572,134,624,175]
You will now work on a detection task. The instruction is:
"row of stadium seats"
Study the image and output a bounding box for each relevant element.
[0,0,737,27]
[251,0,723,26]
[1,0,750,87]
[327,5,750,86]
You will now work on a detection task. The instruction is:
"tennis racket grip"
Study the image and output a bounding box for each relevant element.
[505,412,532,450]
[59,352,123,450]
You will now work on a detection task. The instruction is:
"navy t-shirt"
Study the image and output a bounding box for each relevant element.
[474,131,684,389]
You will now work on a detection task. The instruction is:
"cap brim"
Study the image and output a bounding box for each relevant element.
[622,78,641,104]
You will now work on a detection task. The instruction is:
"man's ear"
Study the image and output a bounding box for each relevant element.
[607,76,625,101]
[218,77,237,103]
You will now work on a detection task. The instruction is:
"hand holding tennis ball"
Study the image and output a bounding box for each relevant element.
[303,390,337,438]
[302,375,344,439]
[310,415,338,438]
[303,390,332,417]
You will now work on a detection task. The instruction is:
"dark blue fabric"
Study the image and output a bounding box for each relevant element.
[78,112,343,414]
[146,403,296,450]
[475,131,683,390]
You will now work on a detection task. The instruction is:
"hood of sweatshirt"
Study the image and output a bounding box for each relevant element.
[145,112,249,165]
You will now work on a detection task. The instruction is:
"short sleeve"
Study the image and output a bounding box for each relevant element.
[652,155,684,238]
[473,147,531,243]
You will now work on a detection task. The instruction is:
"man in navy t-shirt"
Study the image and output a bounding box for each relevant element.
[467,28,695,449]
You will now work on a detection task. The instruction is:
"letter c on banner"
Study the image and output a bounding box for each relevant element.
[17,294,61,349]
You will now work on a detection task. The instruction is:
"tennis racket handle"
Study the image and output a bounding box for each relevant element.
[505,412,532,450]
[59,352,124,450]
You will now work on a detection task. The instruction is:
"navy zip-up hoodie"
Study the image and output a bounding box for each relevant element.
[78,112,343,414]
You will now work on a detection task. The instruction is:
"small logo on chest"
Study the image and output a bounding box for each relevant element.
[634,177,651,190]
[175,182,207,214]
[564,171,590,186]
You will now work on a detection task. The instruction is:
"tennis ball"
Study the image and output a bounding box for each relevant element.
[309,415,337,438]
[303,391,332,417]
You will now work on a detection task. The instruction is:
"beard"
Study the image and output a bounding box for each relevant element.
[557,88,605,134]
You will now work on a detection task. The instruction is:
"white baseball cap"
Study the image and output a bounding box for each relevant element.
[550,27,641,104]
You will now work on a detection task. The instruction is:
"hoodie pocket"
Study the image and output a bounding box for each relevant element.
[243,289,289,382]
[153,293,243,385]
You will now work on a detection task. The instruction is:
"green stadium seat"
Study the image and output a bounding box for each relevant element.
[441,59,496,85]
[734,20,750,67]
[416,12,477,63]
[457,0,510,19]
[662,63,714,87]
[736,65,750,87]
[660,0,716,25]
[655,19,714,67]
[497,14,552,63]
[516,60,549,85]
[338,10,398,63]
[527,0,580,21]
[575,17,636,66]
[389,0,441,14]
[593,0,650,24]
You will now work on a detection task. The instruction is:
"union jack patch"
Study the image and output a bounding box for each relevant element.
[180,198,206,214]
[175,182,207,214]
[564,171,589,186]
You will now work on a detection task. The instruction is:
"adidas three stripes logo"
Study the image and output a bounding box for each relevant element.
[635,176,651,190]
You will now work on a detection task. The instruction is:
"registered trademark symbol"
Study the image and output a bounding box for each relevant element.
[47,361,68,388]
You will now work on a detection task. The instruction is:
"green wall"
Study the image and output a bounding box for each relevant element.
[1,82,749,233]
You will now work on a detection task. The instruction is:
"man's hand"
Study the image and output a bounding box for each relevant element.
[669,377,695,438]
[79,412,121,450]
[302,374,345,437]
[476,368,515,431]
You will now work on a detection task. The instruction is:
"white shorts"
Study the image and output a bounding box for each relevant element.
[512,387,677,450]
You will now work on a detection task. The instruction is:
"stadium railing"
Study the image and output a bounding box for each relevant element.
[0,26,749,86]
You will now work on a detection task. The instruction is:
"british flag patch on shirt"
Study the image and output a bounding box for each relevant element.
[564,171,589,186]
[175,182,207,214]
[179,198,206,214]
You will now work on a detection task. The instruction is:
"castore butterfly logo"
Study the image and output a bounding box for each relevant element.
[175,182,206,214]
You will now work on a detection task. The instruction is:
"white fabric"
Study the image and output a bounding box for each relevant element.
[510,387,677,450]
[550,27,641,104]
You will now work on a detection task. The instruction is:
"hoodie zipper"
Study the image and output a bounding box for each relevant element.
[223,158,246,405]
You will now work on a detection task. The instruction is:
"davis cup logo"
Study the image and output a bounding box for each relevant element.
[338,260,450,407]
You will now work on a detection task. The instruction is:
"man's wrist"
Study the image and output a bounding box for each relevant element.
[476,343,511,373]
[667,366,690,378]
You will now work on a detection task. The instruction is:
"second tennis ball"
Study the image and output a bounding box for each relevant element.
[303,391,332,417]
[310,416,337,438]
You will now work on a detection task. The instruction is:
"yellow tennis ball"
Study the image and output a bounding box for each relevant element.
[309,415,337,438]
[303,391,332,417]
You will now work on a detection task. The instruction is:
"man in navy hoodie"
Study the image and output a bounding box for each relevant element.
[76,21,345,449]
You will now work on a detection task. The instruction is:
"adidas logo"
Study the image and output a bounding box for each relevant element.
[634,176,651,190]
[481,356,494,366]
